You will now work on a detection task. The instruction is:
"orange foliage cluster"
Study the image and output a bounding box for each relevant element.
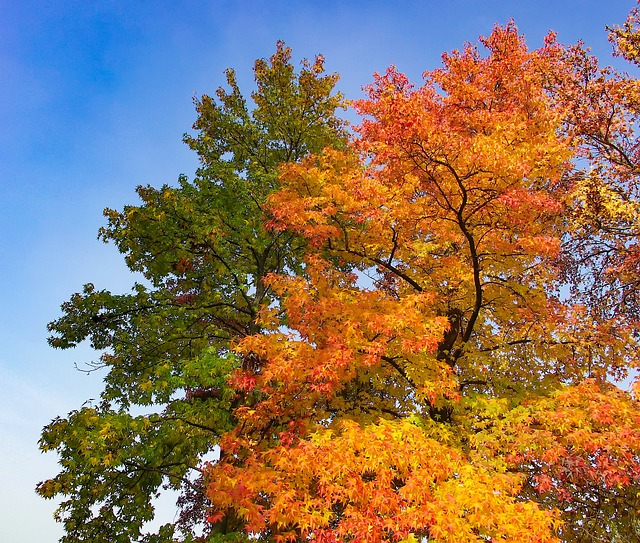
[204,18,640,543]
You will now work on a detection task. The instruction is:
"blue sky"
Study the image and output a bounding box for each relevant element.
[1,1,636,540]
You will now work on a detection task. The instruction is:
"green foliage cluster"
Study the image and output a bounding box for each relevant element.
[39,42,347,543]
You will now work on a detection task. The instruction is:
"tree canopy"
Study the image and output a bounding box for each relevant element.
[40,8,640,543]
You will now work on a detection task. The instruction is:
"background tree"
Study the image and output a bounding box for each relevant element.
[37,42,346,543]
[202,22,640,543]
[557,5,640,327]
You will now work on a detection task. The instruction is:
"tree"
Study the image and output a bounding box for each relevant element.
[202,22,640,543]
[41,12,640,543]
[37,42,347,543]
[557,6,640,328]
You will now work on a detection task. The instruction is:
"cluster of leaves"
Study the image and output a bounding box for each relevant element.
[40,8,640,543]
[210,418,556,543]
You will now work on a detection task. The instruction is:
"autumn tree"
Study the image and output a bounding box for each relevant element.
[41,10,640,543]
[556,6,640,331]
[202,20,640,543]
[37,42,347,543]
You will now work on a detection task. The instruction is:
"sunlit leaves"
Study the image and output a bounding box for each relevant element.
[208,419,557,543]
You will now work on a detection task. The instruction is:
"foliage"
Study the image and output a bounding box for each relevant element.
[41,8,640,543]
[204,21,640,543]
[38,42,347,542]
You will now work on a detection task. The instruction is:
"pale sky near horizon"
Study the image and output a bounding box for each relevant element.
[1,1,637,541]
